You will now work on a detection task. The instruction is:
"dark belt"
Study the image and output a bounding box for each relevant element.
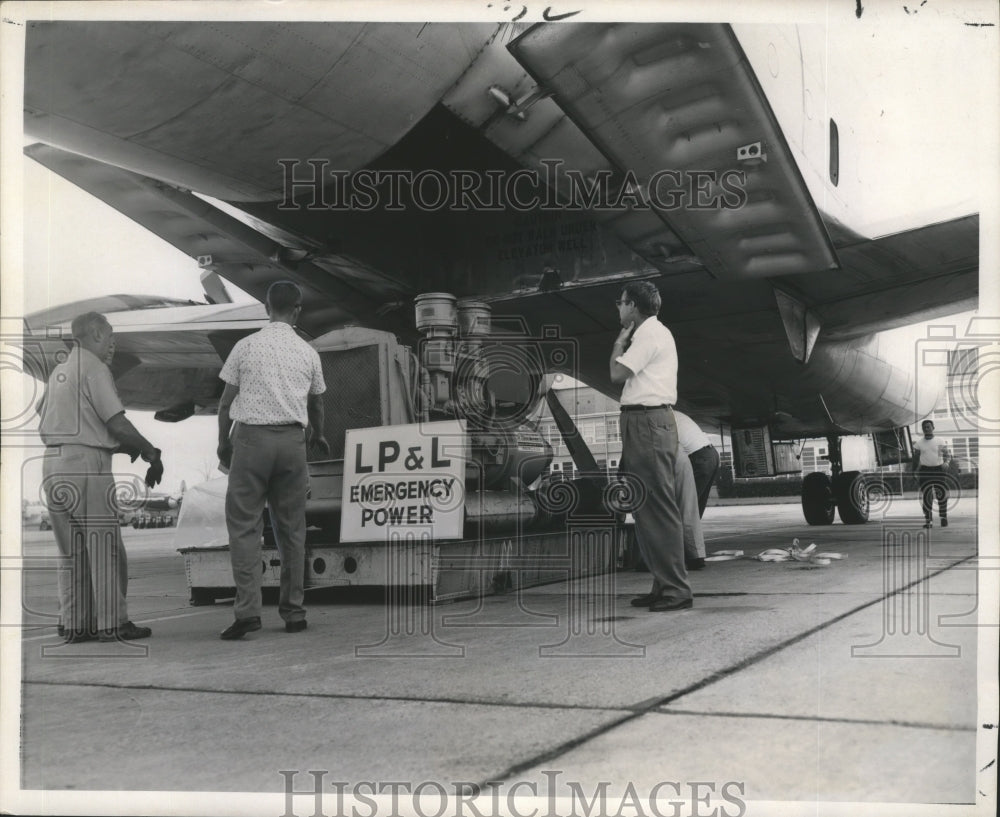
[620,404,672,412]
[44,443,113,451]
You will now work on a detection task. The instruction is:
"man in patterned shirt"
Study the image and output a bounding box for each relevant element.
[217,281,329,639]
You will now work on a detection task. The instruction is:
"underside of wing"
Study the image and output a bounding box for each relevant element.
[21,20,980,437]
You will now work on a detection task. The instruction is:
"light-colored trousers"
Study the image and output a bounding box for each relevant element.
[43,445,129,632]
[620,407,692,601]
[676,453,706,560]
[225,423,308,623]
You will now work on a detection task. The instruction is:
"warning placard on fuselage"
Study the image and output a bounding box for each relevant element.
[340,420,467,543]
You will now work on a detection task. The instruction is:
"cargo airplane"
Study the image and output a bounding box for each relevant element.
[19,19,981,528]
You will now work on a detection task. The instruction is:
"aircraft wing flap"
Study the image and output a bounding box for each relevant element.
[25,144,411,337]
[508,23,839,281]
[814,215,979,337]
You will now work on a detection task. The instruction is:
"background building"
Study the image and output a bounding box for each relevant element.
[537,347,980,491]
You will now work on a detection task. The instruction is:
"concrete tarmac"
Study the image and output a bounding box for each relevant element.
[11,497,995,816]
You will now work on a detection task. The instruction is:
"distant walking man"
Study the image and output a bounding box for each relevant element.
[912,419,949,528]
[610,282,692,612]
[217,281,328,639]
[38,312,163,643]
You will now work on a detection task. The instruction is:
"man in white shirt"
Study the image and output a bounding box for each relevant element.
[217,281,329,639]
[610,282,692,612]
[673,410,721,571]
[673,410,721,519]
[911,419,949,528]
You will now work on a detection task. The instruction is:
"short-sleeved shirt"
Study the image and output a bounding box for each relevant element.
[220,322,326,427]
[673,410,712,455]
[38,346,124,449]
[914,435,947,467]
[616,316,678,406]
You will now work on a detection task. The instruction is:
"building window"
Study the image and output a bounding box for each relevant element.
[801,448,816,472]
[951,438,968,461]
[606,417,621,443]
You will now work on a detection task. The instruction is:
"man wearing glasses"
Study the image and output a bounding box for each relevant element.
[610,282,693,612]
[217,281,329,639]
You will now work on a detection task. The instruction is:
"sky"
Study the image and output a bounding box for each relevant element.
[4,5,998,505]
[15,161,233,501]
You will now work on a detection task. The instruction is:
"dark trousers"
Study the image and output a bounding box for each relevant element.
[688,445,720,518]
[226,423,308,622]
[917,465,948,522]
[620,407,691,601]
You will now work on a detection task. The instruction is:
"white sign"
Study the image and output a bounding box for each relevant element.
[340,420,467,543]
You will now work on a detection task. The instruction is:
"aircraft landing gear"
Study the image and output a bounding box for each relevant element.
[834,470,870,524]
[802,436,870,525]
[802,472,835,525]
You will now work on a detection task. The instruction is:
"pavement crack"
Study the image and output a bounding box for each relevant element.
[654,707,975,733]
[21,679,626,714]
[475,553,979,787]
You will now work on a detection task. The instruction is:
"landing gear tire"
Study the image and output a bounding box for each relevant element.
[834,470,870,524]
[802,472,835,525]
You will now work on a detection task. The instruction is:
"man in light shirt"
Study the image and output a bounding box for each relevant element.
[911,419,949,528]
[610,282,692,612]
[673,410,721,519]
[38,311,163,643]
[217,281,329,639]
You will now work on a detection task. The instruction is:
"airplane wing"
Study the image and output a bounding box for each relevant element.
[21,20,980,438]
[24,144,412,338]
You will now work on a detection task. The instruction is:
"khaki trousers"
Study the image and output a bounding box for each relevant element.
[42,445,129,632]
[225,424,308,622]
[620,408,692,601]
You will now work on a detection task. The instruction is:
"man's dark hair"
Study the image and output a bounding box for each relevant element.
[621,281,662,317]
[70,312,109,340]
[266,281,303,314]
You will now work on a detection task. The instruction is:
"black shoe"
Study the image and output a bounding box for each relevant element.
[285,619,307,633]
[98,621,152,642]
[941,519,948,527]
[630,592,661,607]
[220,617,262,640]
[686,557,706,571]
[649,597,694,612]
[923,520,933,529]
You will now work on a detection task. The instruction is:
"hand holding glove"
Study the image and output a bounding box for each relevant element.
[144,448,164,488]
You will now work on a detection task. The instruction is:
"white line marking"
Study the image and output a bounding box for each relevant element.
[19,607,225,642]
